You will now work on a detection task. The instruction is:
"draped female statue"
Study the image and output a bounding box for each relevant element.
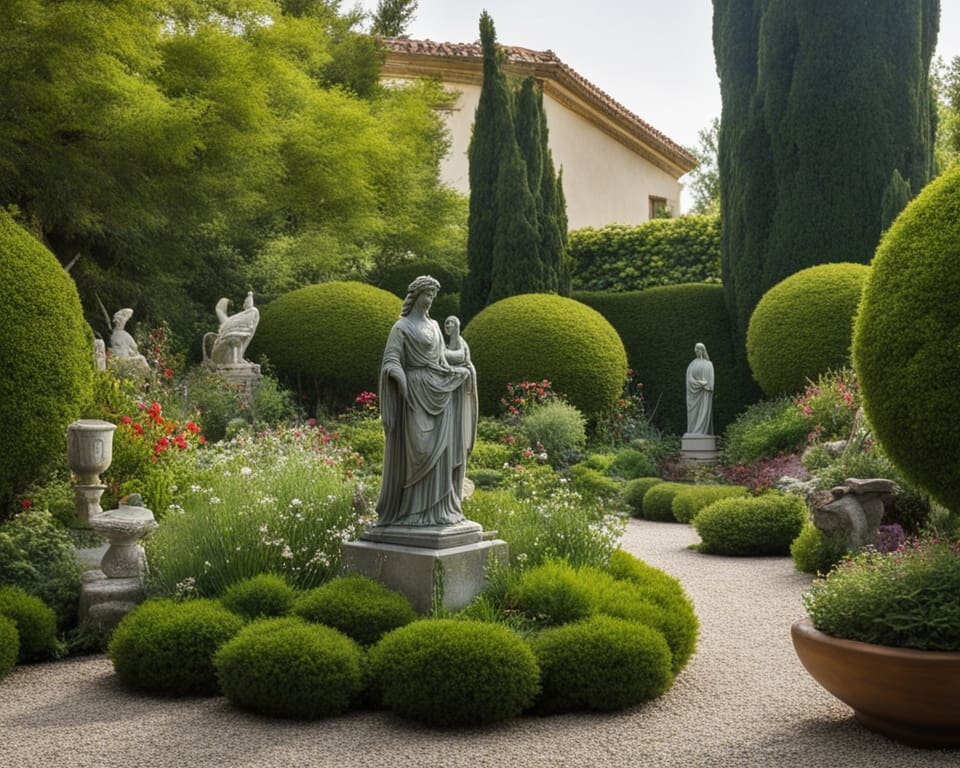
[685,342,715,436]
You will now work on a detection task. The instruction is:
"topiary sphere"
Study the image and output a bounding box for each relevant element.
[368,619,540,726]
[214,617,363,719]
[108,598,244,695]
[510,560,594,626]
[293,575,417,646]
[0,615,17,680]
[0,586,58,662]
[0,210,94,514]
[530,614,673,714]
[251,282,401,409]
[853,165,960,512]
[220,574,296,620]
[640,482,689,522]
[747,263,869,396]
[465,294,628,418]
[693,494,806,556]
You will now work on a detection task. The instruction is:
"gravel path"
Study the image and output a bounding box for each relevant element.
[2,519,957,767]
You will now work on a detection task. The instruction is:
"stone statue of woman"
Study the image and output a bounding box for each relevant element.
[372,277,477,529]
[685,342,714,436]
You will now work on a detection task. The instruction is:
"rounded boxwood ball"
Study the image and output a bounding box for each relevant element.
[531,614,673,713]
[108,599,244,695]
[251,281,401,407]
[747,263,869,396]
[215,617,363,719]
[693,494,806,556]
[220,574,295,620]
[0,586,58,662]
[0,614,20,679]
[368,619,540,726]
[0,210,94,512]
[293,575,417,646]
[853,165,960,512]
[465,294,628,418]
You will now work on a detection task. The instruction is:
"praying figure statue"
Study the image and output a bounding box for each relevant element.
[685,342,714,436]
[203,291,259,367]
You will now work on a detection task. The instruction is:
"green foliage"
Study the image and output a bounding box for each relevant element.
[641,483,689,522]
[335,417,385,468]
[607,449,658,480]
[0,210,94,516]
[671,484,750,524]
[693,494,807,556]
[183,369,296,444]
[0,511,83,632]
[0,586,58,662]
[686,118,721,216]
[375,258,466,298]
[220,574,296,621]
[569,215,720,292]
[723,398,809,464]
[368,619,540,725]
[108,598,244,695]
[604,549,690,604]
[214,617,363,718]
[852,164,960,513]
[530,615,673,713]
[715,1,937,344]
[466,294,627,418]
[804,540,960,651]
[790,523,847,576]
[622,477,664,517]
[369,0,419,37]
[293,575,417,646]
[576,285,758,435]
[519,400,586,466]
[252,282,401,412]
[747,264,869,396]
[880,168,913,231]
[467,438,514,470]
[0,615,17,680]
[564,463,624,504]
[510,560,594,626]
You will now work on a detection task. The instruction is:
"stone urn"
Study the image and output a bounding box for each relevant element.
[88,499,158,578]
[791,617,960,748]
[66,419,117,484]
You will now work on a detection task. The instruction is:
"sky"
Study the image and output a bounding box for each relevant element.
[355,1,960,208]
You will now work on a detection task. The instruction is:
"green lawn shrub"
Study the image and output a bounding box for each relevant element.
[293,575,417,646]
[0,586,58,662]
[622,477,664,517]
[519,399,587,464]
[723,398,809,464]
[530,615,672,713]
[693,494,807,556]
[108,599,244,695]
[790,522,847,575]
[564,463,623,504]
[368,619,540,726]
[214,617,363,719]
[641,482,690,522]
[607,448,657,480]
[220,574,296,621]
[671,484,750,524]
[852,164,960,513]
[509,560,593,626]
[747,263,869,397]
[376,259,466,298]
[466,468,504,489]
[335,417,385,466]
[604,550,690,605]
[468,438,514,470]
[0,615,17,680]
[465,294,628,419]
[0,209,94,517]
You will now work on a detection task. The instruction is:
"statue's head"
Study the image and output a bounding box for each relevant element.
[695,342,709,360]
[401,275,441,316]
[444,315,460,335]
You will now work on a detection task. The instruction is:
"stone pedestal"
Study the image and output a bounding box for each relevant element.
[78,571,146,630]
[206,361,262,395]
[681,433,720,463]
[73,484,107,523]
[342,534,508,615]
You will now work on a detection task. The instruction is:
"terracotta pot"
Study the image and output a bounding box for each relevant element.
[791,617,960,748]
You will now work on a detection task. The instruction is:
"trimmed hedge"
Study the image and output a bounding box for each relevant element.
[622,477,664,517]
[465,294,628,418]
[693,494,807,556]
[251,282,401,410]
[852,165,960,512]
[376,259,466,298]
[214,617,363,719]
[576,284,759,435]
[641,482,690,522]
[220,574,295,621]
[0,586,58,662]
[293,575,417,646]
[108,599,244,695]
[790,522,847,575]
[569,216,721,292]
[0,210,94,516]
[747,263,869,396]
[0,615,17,680]
[368,619,540,726]
[671,484,750,524]
[510,560,593,627]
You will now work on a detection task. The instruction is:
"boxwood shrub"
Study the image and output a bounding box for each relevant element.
[293,575,417,646]
[607,448,658,480]
[214,617,363,719]
[376,259,466,298]
[641,482,690,522]
[368,619,540,726]
[0,586,58,662]
[0,614,20,679]
[622,477,664,517]
[723,397,809,464]
[693,494,807,556]
[790,522,847,575]
[671,484,750,524]
[220,574,296,621]
[509,560,593,627]
[108,599,244,695]
[530,615,672,714]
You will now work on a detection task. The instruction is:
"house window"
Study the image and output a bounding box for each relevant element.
[649,196,670,219]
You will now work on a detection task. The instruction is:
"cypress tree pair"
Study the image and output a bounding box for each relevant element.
[461,12,569,325]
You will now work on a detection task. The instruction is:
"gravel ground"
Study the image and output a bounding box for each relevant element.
[2,518,957,768]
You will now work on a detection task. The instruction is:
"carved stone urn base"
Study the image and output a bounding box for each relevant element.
[680,433,719,463]
[791,617,960,748]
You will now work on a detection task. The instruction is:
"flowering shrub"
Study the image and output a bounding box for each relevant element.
[592,369,651,447]
[351,391,379,417]
[794,368,861,445]
[719,454,809,493]
[500,379,555,421]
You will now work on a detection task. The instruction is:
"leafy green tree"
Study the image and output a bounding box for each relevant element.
[933,55,960,171]
[370,0,418,37]
[686,117,720,216]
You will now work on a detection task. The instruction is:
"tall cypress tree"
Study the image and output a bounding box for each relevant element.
[715,0,939,344]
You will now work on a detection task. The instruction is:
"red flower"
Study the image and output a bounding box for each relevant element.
[164,367,174,379]
[20,498,33,509]
[186,421,200,434]
[121,415,132,424]
[133,423,144,436]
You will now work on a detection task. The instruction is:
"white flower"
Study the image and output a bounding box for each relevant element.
[190,484,202,493]
[240,466,253,476]
[290,498,303,507]
[209,496,221,505]
[281,545,294,560]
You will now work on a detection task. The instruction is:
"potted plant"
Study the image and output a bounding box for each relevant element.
[792,538,960,747]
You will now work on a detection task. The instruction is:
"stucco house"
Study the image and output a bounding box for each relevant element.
[378,37,697,230]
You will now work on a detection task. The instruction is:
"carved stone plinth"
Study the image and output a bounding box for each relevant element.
[78,571,146,629]
[73,484,107,524]
[88,506,157,578]
[681,433,720,463]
